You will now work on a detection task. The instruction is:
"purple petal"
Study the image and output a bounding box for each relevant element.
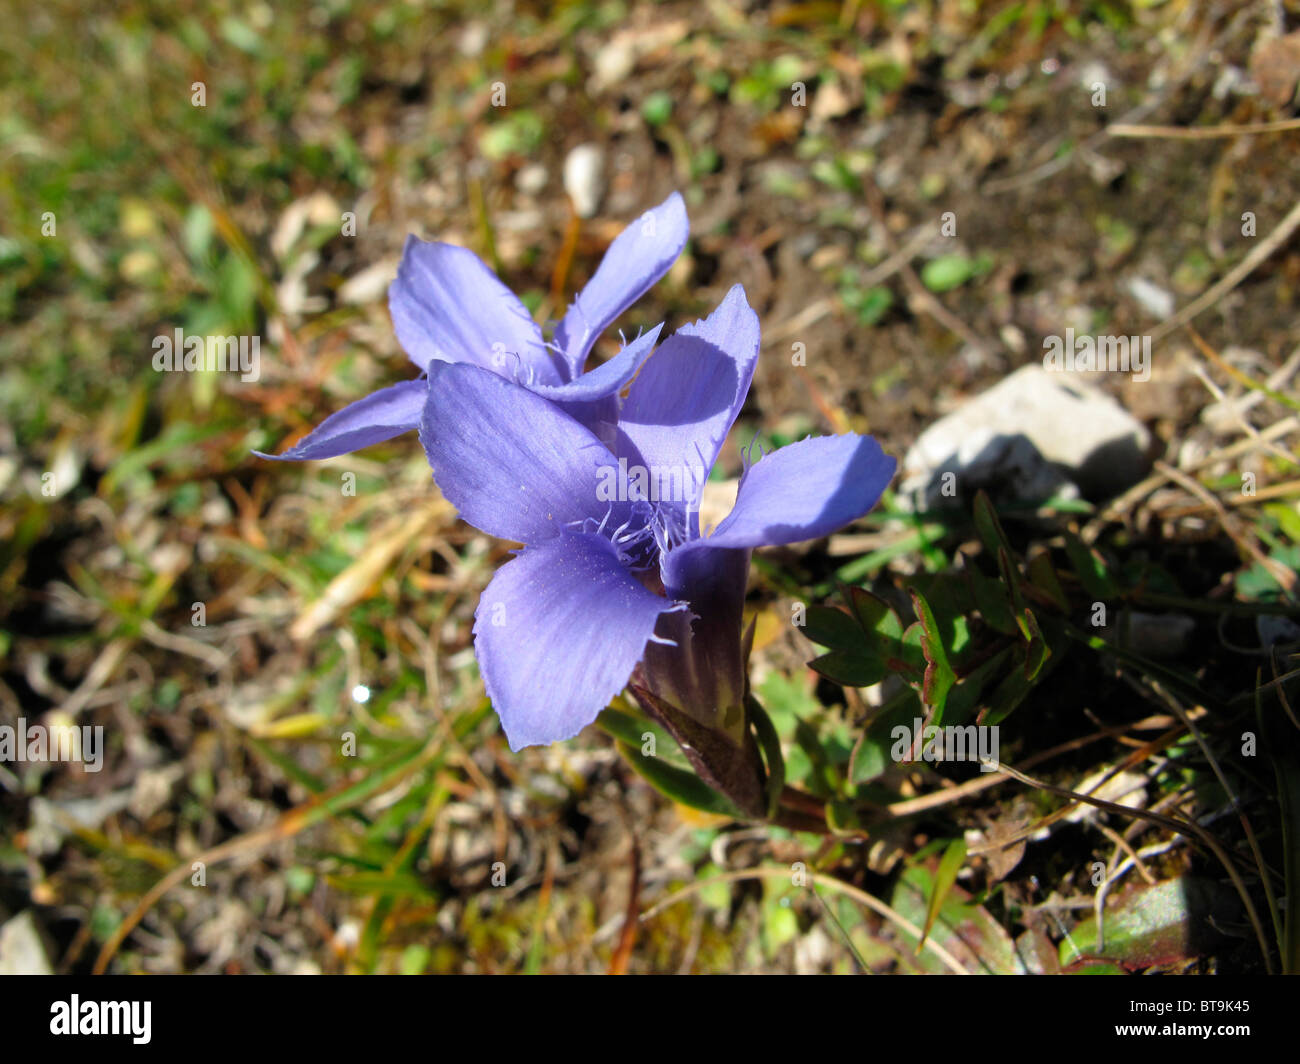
[418,361,623,545]
[254,380,426,461]
[654,434,893,693]
[388,237,563,385]
[615,285,760,514]
[474,532,682,749]
[554,192,688,376]
[532,324,661,444]
[697,433,896,548]
[534,324,661,405]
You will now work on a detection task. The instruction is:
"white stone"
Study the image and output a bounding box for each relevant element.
[590,39,636,92]
[0,912,52,975]
[899,365,1151,510]
[1125,276,1175,320]
[563,144,605,219]
[514,162,548,196]
[337,256,399,305]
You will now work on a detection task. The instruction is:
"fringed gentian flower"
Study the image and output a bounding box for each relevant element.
[258,194,896,817]
[417,285,895,810]
[257,193,687,461]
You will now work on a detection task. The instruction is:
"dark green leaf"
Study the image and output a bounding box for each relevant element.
[810,649,886,688]
[803,604,862,650]
[909,586,956,722]
[1063,530,1116,600]
[616,741,745,819]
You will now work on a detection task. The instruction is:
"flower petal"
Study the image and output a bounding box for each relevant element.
[388,237,563,384]
[419,361,623,545]
[654,435,893,693]
[697,433,896,549]
[554,192,688,376]
[615,284,760,514]
[474,532,682,749]
[534,323,661,405]
[254,380,426,461]
[532,324,661,444]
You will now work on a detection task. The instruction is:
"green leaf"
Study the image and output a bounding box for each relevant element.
[972,490,1013,559]
[909,587,956,722]
[399,945,431,975]
[890,864,1026,974]
[851,691,923,784]
[181,205,214,261]
[809,649,884,688]
[220,16,263,55]
[1018,608,1051,681]
[966,565,1018,635]
[762,894,800,957]
[216,251,259,328]
[826,799,868,833]
[982,659,1035,727]
[998,546,1028,619]
[755,672,817,738]
[944,646,1013,722]
[803,605,862,650]
[920,252,992,292]
[325,872,438,899]
[641,91,673,127]
[1060,877,1228,969]
[1063,530,1116,600]
[1265,502,1300,543]
[845,588,896,634]
[834,524,944,582]
[101,422,226,495]
[805,592,910,688]
[596,706,682,765]
[697,864,733,911]
[305,740,432,831]
[616,741,744,819]
[920,838,967,949]
[840,283,893,326]
[1026,549,1069,612]
[747,695,786,818]
[1236,544,1300,602]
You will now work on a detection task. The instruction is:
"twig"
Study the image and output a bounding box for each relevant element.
[1150,197,1300,347]
[1082,416,1300,542]
[761,297,834,349]
[1155,459,1296,597]
[1108,117,1300,139]
[58,637,131,718]
[883,718,1150,818]
[1188,326,1300,415]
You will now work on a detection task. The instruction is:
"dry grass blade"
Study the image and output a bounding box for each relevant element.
[1150,197,1300,348]
[1108,117,1300,138]
[290,497,454,640]
[93,736,443,974]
